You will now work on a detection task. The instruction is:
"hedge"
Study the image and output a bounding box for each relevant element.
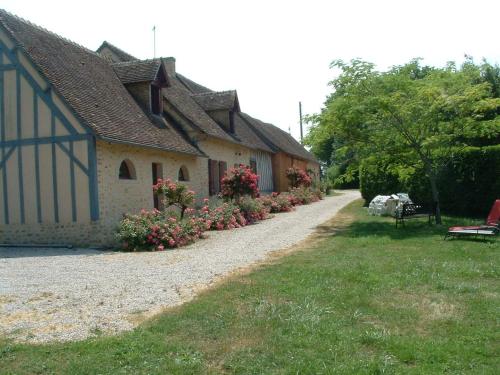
[359,145,500,217]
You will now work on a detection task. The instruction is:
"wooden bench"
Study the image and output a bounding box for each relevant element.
[395,203,435,227]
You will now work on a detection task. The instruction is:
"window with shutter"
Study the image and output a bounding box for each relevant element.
[208,159,220,195]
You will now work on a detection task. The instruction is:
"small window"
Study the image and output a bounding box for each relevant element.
[151,85,162,114]
[178,165,189,181]
[119,159,136,180]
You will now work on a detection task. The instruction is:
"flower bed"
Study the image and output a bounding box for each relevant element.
[258,192,294,213]
[116,166,325,251]
[199,199,247,230]
[237,196,269,223]
[117,209,207,251]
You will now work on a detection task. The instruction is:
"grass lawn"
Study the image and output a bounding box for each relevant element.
[1,200,498,374]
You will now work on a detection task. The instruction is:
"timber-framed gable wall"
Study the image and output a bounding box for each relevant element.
[0,29,99,227]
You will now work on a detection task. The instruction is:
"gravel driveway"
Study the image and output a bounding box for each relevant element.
[0,190,360,343]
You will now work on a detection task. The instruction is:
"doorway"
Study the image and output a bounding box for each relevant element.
[152,163,163,209]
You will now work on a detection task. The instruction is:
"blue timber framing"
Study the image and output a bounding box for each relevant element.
[16,70,25,223]
[0,39,100,224]
[33,93,42,223]
[0,49,9,224]
[51,113,59,223]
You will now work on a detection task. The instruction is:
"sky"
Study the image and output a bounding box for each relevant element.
[2,0,499,141]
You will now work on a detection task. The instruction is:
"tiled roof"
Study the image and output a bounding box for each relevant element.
[177,73,213,94]
[192,90,239,111]
[163,75,237,142]
[112,59,162,84]
[0,9,203,156]
[233,114,273,153]
[96,40,137,62]
[239,113,318,163]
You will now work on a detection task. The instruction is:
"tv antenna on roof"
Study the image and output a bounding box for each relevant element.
[152,25,156,58]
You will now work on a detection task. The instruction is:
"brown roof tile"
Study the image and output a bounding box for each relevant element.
[0,10,203,156]
[192,90,239,111]
[112,59,162,84]
[96,40,137,62]
[239,113,318,163]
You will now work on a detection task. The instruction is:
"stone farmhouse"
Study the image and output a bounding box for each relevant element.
[0,10,319,246]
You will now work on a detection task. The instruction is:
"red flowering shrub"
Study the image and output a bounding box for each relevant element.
[287,187,315,205]
[258,192,294,213]
[117,209,206,251]
[153,178,195,218]
[311,189,324,202]
[221,164,259,202]
[286,167,312,188]
[198,199,247,230]
[237,196,269,223]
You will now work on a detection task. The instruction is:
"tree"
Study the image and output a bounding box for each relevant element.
[305,58,500,224]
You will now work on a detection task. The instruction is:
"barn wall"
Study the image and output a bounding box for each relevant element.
[253,150,274,192]
[271,152,314,192]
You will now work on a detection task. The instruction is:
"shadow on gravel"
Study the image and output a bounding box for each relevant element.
[0,247,111,259]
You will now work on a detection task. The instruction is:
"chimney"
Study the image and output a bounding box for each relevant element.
[163,57,176,76]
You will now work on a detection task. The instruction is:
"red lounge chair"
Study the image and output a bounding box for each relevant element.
[445,200,500,239]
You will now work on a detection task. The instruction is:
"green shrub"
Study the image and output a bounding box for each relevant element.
[359,145,500,216]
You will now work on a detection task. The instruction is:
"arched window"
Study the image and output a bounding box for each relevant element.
[178,165,189,181]
[119,159,136,180]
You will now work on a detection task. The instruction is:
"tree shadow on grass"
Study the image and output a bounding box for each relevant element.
[316,214,490,241]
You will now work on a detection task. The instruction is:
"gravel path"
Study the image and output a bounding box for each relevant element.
[0,190,360,343]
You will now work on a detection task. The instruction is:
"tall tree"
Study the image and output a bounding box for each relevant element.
[305,58,500,224]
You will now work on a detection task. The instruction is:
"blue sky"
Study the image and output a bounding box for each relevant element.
[2,0,499,141]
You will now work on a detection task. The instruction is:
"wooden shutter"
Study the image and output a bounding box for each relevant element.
[208,159,220,195]
[219,161,227,187]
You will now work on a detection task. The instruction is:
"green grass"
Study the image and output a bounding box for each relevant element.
[1,200,498,374]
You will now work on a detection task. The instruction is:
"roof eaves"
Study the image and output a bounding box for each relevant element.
[98,135,207,158]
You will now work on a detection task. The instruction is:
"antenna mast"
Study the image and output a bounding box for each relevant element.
[299,101,303,144]
[152,26,156,58]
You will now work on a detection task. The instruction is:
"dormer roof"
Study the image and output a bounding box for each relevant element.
[112,58,169,86]
[191,90,240,112]
[96,40,137,62]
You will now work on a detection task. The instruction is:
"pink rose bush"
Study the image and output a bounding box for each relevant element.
[198,199,247,230]
[117,209,206,251]
[153,178,195,218]
[237,196,269,223]
[286,167,312,188]
[221,164,259,202]
[258,192,294,213]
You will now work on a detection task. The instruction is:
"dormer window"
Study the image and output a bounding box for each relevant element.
[229,111,235,133]
[151,84,162,114]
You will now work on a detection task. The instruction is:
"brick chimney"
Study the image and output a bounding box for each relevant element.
[162,57,176,76]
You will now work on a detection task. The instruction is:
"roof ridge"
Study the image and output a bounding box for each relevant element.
[0,8,101,58]
[191,90,236,97]
[110,58,163,66]
[98,40,137,60]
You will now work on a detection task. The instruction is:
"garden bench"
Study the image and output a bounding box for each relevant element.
[395,203,435,227]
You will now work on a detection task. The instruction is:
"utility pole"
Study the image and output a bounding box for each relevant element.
[299,101,303,144]
[152,26,156,58]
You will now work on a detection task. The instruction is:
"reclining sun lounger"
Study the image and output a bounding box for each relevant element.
[445,199,500,240]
